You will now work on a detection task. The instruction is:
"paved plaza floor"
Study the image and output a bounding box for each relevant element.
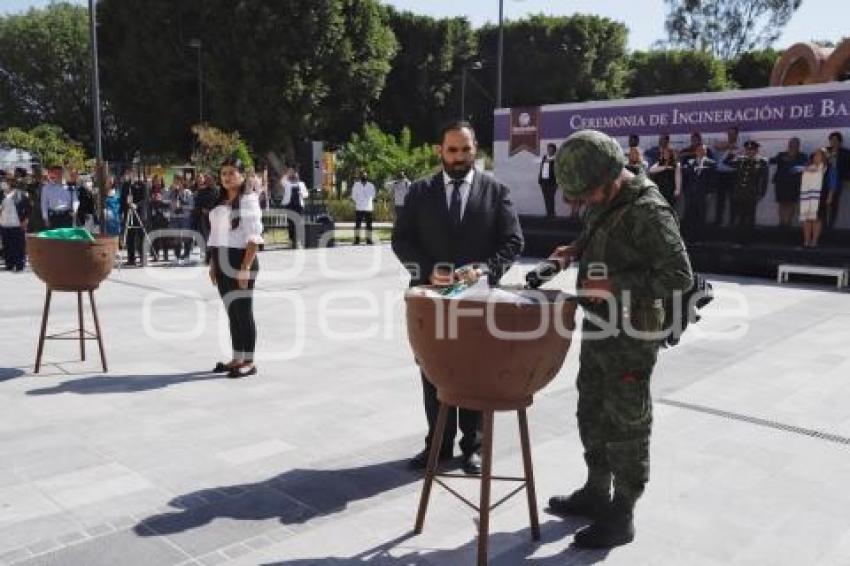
[1,245,850,565]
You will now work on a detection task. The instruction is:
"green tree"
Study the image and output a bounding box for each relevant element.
[727,48,781,89]
[337,122,439,192]
[0,3,93,147]
[0,124,87,170]
[374,8,477,144]
[97,0,397,159]
[190,125,254,175]
[663,0,802,60]
[628,50,730,97]
[472,14,629,147]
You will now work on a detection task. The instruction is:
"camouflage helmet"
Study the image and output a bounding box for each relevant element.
[555,130,626,199]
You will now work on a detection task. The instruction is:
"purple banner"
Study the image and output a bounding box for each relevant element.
[509,107,541,156]
[494,86,850,141]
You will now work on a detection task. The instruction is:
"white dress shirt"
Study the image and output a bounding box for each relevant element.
[392,178,411,206]
[351,181,376,212]
[540,156,554,180]
[443,168,475,221]
[41,181,76,220]
[1,191,22,228]
[282,180,308,208]
[208,192,264,249]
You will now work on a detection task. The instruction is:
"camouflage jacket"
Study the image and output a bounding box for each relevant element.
[575,174,694,329]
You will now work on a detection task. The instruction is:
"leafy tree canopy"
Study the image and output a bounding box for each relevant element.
[628,49,731,97]
[0,124,87,170]
[0,3,93,148]
[190,124,254,175]
[97,0,397,159]
[727,48,781,89]
[337,123,439,192]
[663,0,802,60]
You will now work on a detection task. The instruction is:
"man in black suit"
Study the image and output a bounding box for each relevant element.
[392,121,524,475]
[680,143,716,243]
[539,143,558,218]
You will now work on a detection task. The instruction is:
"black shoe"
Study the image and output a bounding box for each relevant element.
[548,487,611,519]
[213,361,234,373]
[228,365,257,379]
[461,452,481,475]
[572,498,635,549]
[408,447,453,470]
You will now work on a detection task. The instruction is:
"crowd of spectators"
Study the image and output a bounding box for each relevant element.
[541,126,850,247]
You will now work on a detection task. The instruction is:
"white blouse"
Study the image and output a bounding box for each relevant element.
[208,192,264,249]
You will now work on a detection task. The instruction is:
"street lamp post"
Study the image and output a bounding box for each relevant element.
[460,61,482,121]
[88,0,106,227]
[188,39,203,124]
[497,0,504,109]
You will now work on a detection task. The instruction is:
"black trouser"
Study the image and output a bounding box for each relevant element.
[659,186,677,208]
[1,226,25,270]
[286,207,303,247]
[683,190,706,242]
[173,230,192,259]
[354,210,373,244]
[540,182,557,217]
[199,220,212,264]
[47,210,73,229]
[714,173,735,225]
[421,371,481,456]
[733,200,757,243]
[151,231,169,261]
[824,191,842,230]
[125,225,146,265]
[214,247,259,361]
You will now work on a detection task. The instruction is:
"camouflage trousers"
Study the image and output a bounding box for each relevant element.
[576,322,659,503]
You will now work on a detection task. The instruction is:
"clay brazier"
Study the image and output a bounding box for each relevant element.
[405,287,577,411]
[27,235,118,291]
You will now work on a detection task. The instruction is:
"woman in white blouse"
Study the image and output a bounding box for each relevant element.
[208,157,264,378]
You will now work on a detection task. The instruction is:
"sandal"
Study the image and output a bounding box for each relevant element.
[228,365,257,379]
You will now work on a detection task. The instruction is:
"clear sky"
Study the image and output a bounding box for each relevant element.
[2,0,848,51]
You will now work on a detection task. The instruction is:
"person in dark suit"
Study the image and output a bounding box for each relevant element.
[391,121,524,475]
[680,143,716,242]
[539,143,558,218]
[824,131,850,230]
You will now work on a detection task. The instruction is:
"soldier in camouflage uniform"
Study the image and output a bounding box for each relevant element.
[544,130,693,548]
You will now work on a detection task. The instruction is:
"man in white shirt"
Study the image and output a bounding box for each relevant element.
[1,172,31,271]
[281,169,309,248]
[391,170,411,219]
[351,170,376,245]
[41,165,76,228]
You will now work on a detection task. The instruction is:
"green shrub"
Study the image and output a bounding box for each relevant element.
[325,196,394,222]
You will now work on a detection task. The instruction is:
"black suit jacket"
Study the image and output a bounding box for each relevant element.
[681,157,717,196]
[391,170,524,287]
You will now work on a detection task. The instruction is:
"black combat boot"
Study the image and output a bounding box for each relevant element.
[548,468,612,519]
[572,492,635,549]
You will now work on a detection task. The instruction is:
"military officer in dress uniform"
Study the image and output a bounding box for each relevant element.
[726,140,768,243]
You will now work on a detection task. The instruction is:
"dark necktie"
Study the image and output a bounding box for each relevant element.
[449,179,462,227]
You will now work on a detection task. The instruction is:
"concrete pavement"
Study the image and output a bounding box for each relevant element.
[1,245,849,565]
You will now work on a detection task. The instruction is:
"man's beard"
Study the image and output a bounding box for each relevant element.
[443,159,473,180]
